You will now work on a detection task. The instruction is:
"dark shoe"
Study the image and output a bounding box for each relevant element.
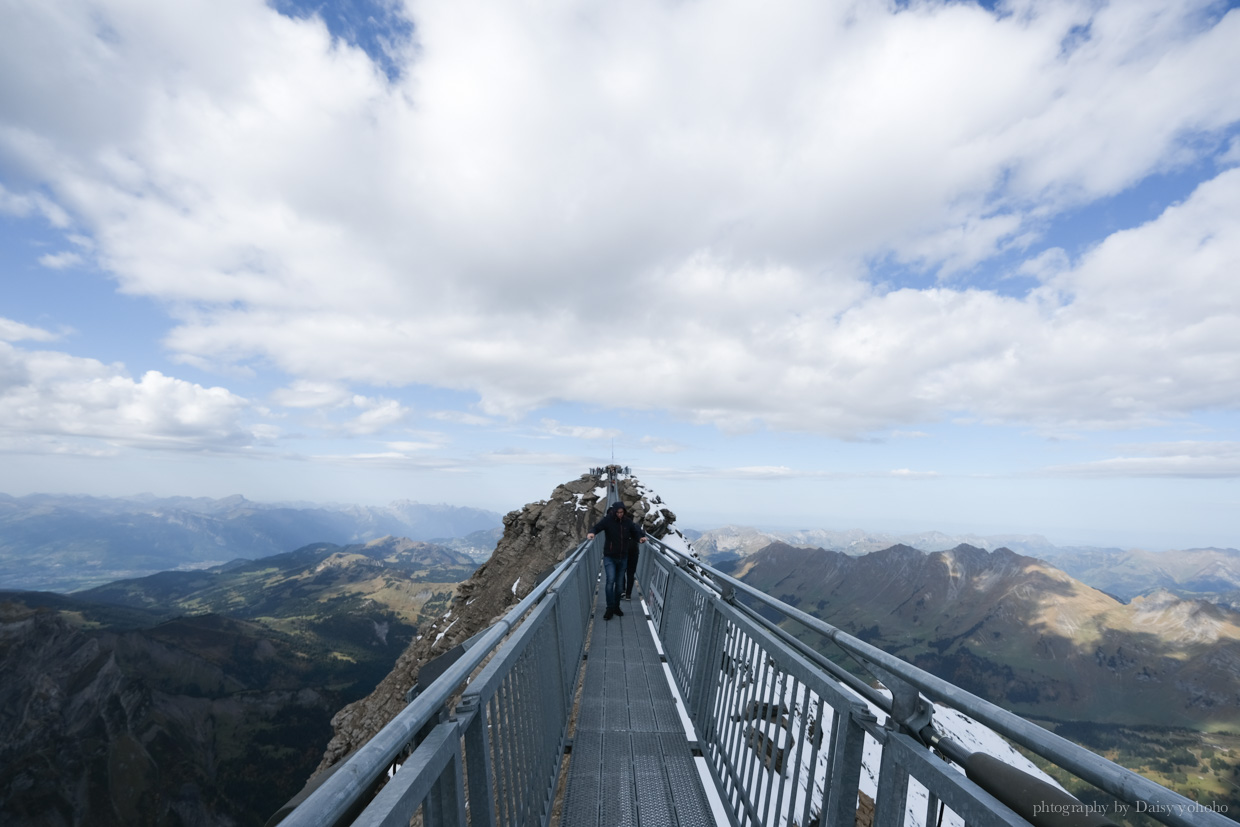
[603,608,614,620]
[614,607,623,617]
[623,592,631,600]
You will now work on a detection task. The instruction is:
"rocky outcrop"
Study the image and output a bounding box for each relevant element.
[314,472,679,772]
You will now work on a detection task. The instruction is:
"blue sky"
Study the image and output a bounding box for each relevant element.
[3,0,1240,550]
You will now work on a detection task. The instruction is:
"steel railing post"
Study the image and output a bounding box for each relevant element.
[424,740,466,827]
[688,596,723,730]
[873,733,912,827]
[460,697,496,827]
[823,706,874,827]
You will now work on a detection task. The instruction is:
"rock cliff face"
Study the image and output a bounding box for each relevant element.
[315,472,680,772]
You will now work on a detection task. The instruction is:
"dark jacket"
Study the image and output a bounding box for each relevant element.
[590,503,645,559]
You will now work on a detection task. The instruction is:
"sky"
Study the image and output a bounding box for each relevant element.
[2,0,1240,551]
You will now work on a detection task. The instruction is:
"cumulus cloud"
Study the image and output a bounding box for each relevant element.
[267,381,409,435]
[0,340,258,452]
[2,0,1239,444]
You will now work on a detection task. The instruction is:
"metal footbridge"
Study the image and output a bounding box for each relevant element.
[275,482,1234,827]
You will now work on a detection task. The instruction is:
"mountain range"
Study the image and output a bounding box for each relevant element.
[0,492,502,592]
[692,525,1240,608]
[687,524,1086,558]
[734,542,1240,730]
[0,536,479,826]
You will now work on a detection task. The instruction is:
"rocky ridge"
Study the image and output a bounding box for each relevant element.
[315,471,682,771]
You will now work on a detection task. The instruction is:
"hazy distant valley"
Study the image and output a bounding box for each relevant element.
[0,493,502,592]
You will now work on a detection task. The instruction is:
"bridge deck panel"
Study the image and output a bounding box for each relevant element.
[561,579,713,827]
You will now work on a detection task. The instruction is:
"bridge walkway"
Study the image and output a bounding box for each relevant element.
[560,581,714,827]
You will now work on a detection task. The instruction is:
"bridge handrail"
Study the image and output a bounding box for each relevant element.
[277,535,598,827]
[641,535,1233,827]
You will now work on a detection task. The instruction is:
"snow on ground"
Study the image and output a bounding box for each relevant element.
[434,619,457,645]
[654,529,695,557]
[628,475,697,555]
[567,491,595,512]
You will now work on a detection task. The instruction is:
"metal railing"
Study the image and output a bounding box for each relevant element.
[278,484,1232,827]
[638,536,1236,827]
[276,533,602,827]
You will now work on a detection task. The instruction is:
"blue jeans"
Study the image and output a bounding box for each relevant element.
[603,555,623,611]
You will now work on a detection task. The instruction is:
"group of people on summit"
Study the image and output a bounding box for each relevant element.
[586,501,647,620]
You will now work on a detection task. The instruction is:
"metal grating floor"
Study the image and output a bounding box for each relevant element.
[561,576,713,827]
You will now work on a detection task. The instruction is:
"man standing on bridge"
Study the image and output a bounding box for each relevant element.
[587,502,646,620]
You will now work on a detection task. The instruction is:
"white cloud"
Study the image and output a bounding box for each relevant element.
[1016,247,1070,283]
[480,448,589,467]
[731,466,804,480]
[268,382,409,434]
[270,380,352,409]
[312,452,465,470]
[0,184,70,227]
[1045,442,1240,478]
[428,410,495,426]
[0,317,60,343]
[385,438,444,453]
[648,465,839,481]
[1222,135,1240,167]
[38,251,83,269]
[343,396,409,434]
[539,419,621,440]
[0,341,257,452]
[2,0,1239,443]
[641,436,686,454]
